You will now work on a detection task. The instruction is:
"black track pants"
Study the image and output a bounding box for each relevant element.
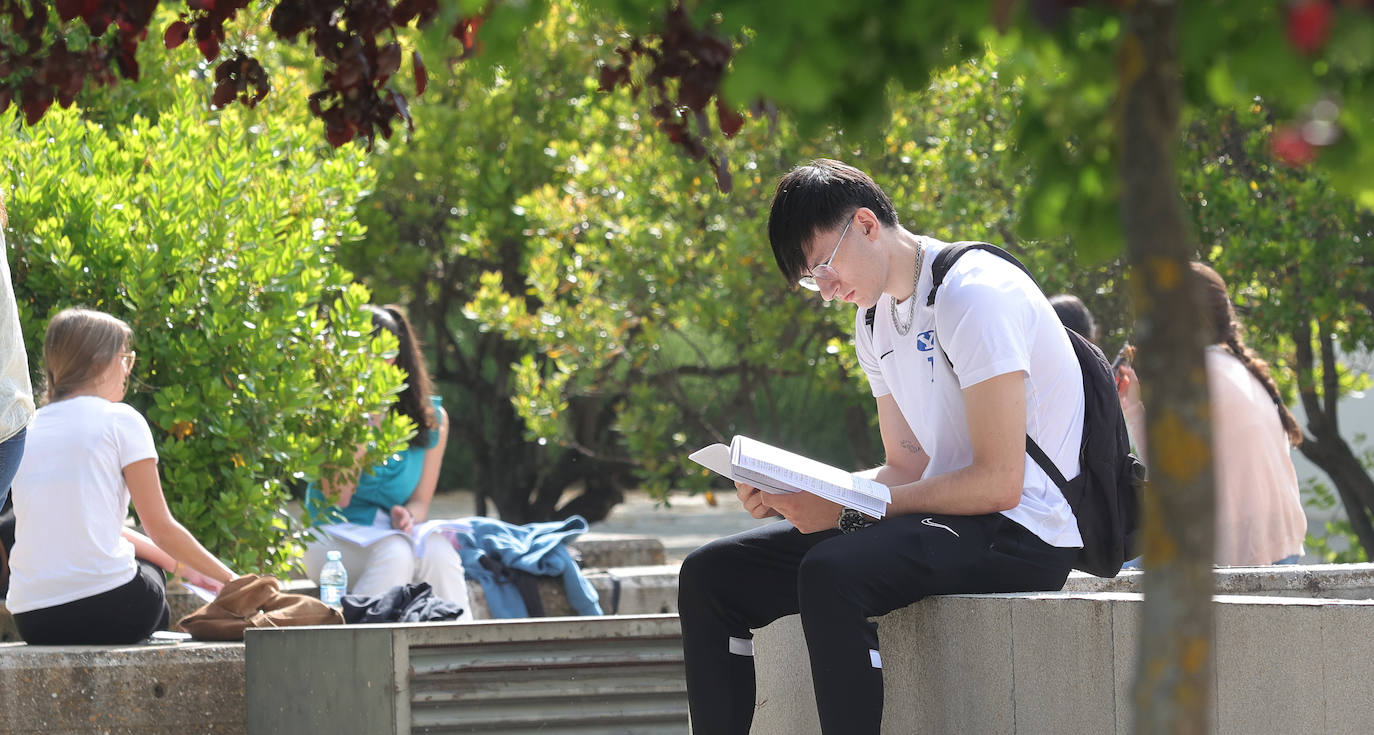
[678,512,1076,735]
[14,559,170,645]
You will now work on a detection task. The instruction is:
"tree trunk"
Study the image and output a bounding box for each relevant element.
[557,476,626,522]
[1294,319,1374,556]
[1301,435,1374,556]
[1119,3,1216,733]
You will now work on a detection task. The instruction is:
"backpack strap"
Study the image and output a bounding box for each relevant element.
[1025,435,1068,490]
[868,241,1032,333]
[927,241,1034,306]
[925,241,1066,489]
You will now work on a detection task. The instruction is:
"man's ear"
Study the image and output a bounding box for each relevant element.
[854,207,879,240]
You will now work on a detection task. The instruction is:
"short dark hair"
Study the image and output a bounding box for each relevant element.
[1049,294,1097,343]
[767,159,899,284]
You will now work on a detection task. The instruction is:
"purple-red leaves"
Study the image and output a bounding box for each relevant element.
[413,50,427,96]
[164,20,190,49]
[717,97,744,138]
[1272,125,1317,166]
[5,0,465,149]
[1286,0,1333,55]
[377,42,402,83]
[599,5,743,191]
[211,53,270,109]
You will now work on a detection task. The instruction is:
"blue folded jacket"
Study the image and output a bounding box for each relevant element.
[452,515,603,618]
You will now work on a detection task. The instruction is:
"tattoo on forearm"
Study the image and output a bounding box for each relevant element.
[901,440,920,454]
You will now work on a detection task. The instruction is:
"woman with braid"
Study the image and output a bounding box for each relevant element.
[1119,263,1305,567]
[1192,262,1306,565]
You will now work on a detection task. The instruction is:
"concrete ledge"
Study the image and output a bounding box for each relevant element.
[1063,562,1374,599]
[571,533,667,568]
[0,641,245,734]
[461,563,680,619]
[751,591,1374,735]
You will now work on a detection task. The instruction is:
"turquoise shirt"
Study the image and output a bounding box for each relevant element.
[307,396,443,526]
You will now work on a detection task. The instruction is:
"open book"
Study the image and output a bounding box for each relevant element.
[689,436,890,519]
[320,509,472,557]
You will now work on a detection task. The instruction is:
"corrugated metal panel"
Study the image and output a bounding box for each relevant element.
[406,621,688,734]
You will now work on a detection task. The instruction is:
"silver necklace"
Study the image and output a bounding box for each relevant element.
[889,239,925,336]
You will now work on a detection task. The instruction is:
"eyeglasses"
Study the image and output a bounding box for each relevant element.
[121,351,137,369]
[797,215,854,292]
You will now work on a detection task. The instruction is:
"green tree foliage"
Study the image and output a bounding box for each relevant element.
[350,2,878,522]
[2,85,410,576]
[354,6,1131,524]
[1178,101,1374,557]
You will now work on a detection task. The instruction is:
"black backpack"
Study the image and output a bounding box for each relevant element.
[866,241,1144,577]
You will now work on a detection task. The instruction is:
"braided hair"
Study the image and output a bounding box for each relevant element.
[367,304,437,447]
[1190,262,1302,446]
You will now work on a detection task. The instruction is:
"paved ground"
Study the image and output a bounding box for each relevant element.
[426,488,776,562]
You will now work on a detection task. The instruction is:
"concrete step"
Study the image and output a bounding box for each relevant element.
[466,563,681,619]
[569,532,667,568]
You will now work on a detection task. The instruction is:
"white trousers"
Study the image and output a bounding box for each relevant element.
[304,531,475,621]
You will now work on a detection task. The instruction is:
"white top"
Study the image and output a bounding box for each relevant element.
[1208,346,1306,565]
[856,239,1085,547]
[6,396,158,612]
[0,229,35,442]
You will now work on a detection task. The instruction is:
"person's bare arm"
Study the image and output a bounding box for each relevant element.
[125,458,236,584]
[885,371,1026,516]
[121,527,226,592]
[753,395,930,532]
[392,407,449,532]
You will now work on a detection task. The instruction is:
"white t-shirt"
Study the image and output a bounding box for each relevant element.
[856,239,1085,548]
[0,229,34,442]
[6,396,158,612]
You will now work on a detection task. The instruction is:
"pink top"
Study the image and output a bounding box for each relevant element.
[1119,347,1306,566]
[1207,346,1306,566]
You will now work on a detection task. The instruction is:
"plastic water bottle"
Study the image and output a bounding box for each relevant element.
[319,550,347,607]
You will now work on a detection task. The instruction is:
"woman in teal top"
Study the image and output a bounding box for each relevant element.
[303,306,471,617]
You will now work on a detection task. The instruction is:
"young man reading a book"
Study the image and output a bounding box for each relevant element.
[678,159,1084,734]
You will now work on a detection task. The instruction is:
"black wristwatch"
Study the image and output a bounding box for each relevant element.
[837,507,875,534]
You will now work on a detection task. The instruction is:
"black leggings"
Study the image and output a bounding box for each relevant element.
[678,512,1076,735]
[14,559,170,645]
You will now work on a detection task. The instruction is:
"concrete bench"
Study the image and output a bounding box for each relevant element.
[1062,562,1374,599]
[0,640,245,734]
[571,532,667,568]
[14,552,1364,734]
[245,614,688,734]
[0,537,679,735]
[750,573,1374,734]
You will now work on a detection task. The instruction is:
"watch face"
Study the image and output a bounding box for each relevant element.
[839,508,867,534]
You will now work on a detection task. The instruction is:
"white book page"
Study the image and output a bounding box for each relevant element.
[732,436,891,504]
[320,516,472,557]
[180,581,218,603]
[692,438,889,518]
[688,444,797,494]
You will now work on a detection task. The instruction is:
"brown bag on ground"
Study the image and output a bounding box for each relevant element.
[177,573,343,641]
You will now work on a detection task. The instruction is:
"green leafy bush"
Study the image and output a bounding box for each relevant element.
[1304,476,1371,564]
[3,87,408,576]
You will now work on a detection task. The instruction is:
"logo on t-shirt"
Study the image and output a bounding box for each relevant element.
[915,330,935,352]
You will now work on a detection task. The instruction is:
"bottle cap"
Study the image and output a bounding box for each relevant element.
[326,550,342,561]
